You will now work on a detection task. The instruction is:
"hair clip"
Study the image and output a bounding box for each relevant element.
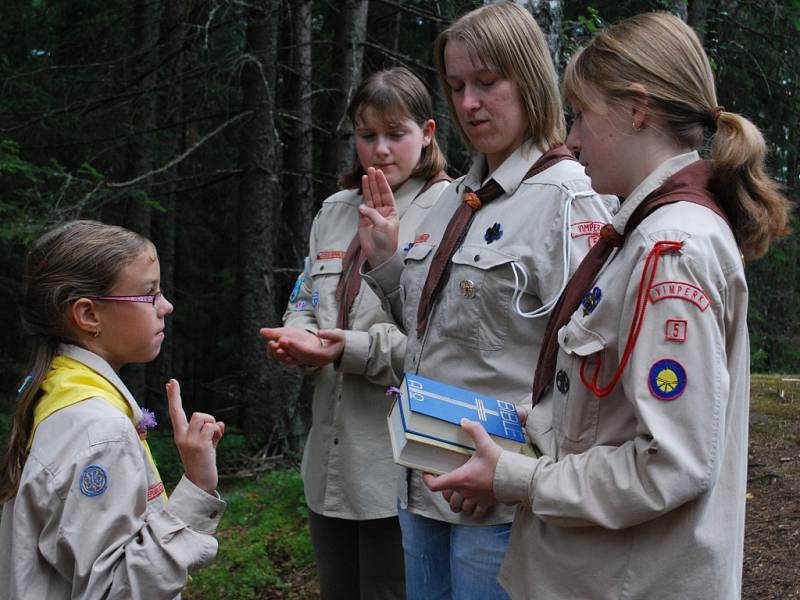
[16,374,33,397]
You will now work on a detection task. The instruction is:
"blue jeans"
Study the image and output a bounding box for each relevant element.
[398,506,511,600]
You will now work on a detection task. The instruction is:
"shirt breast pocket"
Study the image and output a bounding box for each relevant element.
[309,258,343,322]
[401,242,436,331]
[436,244,517,351]
[554,316,607,454]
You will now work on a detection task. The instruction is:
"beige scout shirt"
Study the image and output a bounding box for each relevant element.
[494,152,749,599]
[0,345,225,600]
[362,140,617,526]
[285,176,449,520]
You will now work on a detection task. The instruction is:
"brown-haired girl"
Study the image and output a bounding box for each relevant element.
[0,220,226,599]
[260,66,450,599]
[357,3,616,598]
[425,12,792,599]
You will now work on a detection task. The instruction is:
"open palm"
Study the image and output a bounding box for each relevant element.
[358,167,400,266]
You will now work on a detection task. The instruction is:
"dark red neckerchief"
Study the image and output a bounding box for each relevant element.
[415,145,576,338]
[335,171,452,330]
[531,159,731,405]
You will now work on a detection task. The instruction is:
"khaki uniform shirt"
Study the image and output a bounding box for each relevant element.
[494,152,749,599]
[286,176,449,520]
[363,140,617,525]
[0,345,225,600]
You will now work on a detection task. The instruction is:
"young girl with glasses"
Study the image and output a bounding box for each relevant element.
[0,220,226,599]
[260,67,450,599]
[424,12,792,599]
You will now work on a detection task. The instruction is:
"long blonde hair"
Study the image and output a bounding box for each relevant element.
[0,220,150,502]
[434,2,565,152]
[563,12,791,258]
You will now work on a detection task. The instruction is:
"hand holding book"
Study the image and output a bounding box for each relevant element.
[423,418,503,515]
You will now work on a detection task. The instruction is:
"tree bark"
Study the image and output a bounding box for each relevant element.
[524,0,563,68]
[688,0,709,42]
[238,0,283,446]
[318,0,369,200]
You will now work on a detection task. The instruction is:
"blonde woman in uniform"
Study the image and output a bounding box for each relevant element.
[357,4,615,598]
[424,12,792,600]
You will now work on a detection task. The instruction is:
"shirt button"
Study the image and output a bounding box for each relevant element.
[473,254,480,262]
[647,448,658,455]
[319,265,325,271]
[556,370,570,394]
[209,510,219,518]
[333,438,339,445]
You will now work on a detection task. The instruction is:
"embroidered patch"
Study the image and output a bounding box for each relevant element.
[581,286,602,316]
[288,271,305,302]
[665,319,688,342]
[571,221,604,247]
[484,222,503,244]
[292,300,307,311]
[79,464,108,497]
[147,481,165,502]
[311,291,320,308]
[414,233,430,244]
[648,359,687,401]
[316,250,345,260]
[403,241,414,252]
[649,281,711,311]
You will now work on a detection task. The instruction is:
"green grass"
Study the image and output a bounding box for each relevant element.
[183,469,314,600]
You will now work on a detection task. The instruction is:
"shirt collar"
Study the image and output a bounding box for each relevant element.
[612,150,701,234]
[57,343,142,422]
[393,176,426,215]
[460,139,543,196]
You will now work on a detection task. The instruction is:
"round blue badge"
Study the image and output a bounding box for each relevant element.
[79,464,108,497]
[648,359,687,401]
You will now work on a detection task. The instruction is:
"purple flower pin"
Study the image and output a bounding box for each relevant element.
[136,408,158,440]
[386,386,401,399]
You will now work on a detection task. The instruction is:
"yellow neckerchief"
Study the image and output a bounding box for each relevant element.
[30,355,167,500]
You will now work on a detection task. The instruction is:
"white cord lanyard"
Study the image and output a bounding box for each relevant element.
[510,188,598,319]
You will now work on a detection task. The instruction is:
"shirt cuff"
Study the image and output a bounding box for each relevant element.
[493,450,539,505]
[337,329,370,374]
[167,475,227,534]
[361,250,405,298]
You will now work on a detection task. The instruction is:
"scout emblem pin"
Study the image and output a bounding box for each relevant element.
[311,291,320,308]
[581,286,602,316]
[485,222,503,244]
[459,280,476,299]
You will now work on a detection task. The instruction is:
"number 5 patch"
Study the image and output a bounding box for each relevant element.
[665,319,687,342]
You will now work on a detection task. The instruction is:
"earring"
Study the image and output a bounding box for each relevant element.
[633,120,643,131]
[93,329,101,338]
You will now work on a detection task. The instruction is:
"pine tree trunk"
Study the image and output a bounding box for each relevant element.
[238,0,283,446]
[318,0,369,200]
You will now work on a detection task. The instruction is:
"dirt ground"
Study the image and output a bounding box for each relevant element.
[270,375,800,600]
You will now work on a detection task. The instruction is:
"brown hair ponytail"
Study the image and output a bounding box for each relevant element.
[563,12,792,259]
[710,111,790,258]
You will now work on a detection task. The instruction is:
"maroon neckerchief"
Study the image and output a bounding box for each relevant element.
[415,145,576,338]
[335,171,452,330]
[530,159,731,405]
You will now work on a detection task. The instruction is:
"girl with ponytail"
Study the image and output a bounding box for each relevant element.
[1,220,226,599]
[424,12,792,599]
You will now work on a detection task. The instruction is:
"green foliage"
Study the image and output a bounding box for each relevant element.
[183,470,313,600]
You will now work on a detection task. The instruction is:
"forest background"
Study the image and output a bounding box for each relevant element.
[0,0,798,457]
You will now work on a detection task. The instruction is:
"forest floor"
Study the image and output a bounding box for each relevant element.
[743,374,800,599]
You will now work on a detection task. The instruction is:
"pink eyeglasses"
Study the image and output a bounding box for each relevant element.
[89,291,164,306]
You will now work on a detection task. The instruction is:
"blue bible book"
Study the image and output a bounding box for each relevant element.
[387,373,527,475]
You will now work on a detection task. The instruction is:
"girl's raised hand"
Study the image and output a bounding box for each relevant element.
[358,167,400,266]
[166,379,224,494]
